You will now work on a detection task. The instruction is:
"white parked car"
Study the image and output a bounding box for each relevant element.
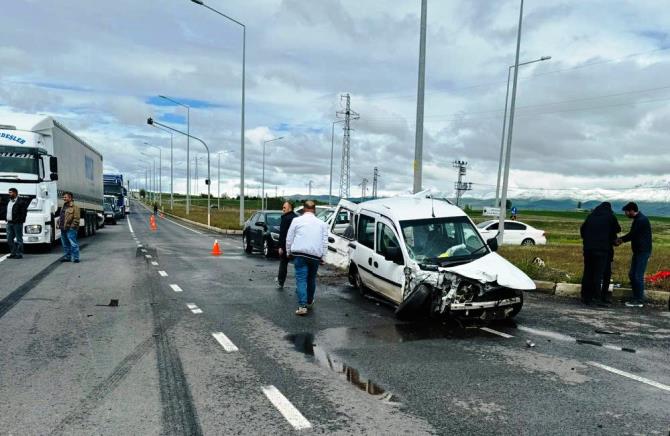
[326,196,535,320]
[476,220,546,246]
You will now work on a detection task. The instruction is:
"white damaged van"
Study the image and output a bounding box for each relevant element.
[325,195,535,320]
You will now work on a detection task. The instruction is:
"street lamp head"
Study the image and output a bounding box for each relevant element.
[191,0,204,4]
[147,117,154,125]
[540,56,552,61]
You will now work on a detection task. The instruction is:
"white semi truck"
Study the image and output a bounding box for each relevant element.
[0,114,103,246]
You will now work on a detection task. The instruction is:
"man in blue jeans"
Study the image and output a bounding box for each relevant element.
[286,200,328,316]
[58,192,81,263]
[615,202,652,307]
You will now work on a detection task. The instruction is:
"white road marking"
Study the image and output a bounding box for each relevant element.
[170,284,183,293]
[261,385,312,430]
[141,249,147,253]
[186,303,202,314]
[151,261,159,266]
[158,270,168,277]
[137,244,143,247]
[587,362,670,393]
[0,254,10,263]
[212,332,239,352]
[480,327,514,339]
[128,218,134,234]
[192,308,203,314]
[517,325,574,342]
[163,216,203,235]
[145,254,152,259]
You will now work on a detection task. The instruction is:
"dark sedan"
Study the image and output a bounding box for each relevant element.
[242,210,283,257]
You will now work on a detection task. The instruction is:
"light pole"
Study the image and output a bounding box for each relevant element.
[190,0,246,225]
[330,120,345,206]
[148,117,212,228]
[153,124,175,210]
[144,143,162,207]
[413,0,427,194]
[159,95,191,214]
[494,56,550,207]
[498,0,525,244]
[217,150,232,209]
[141,153,156,203]
[262,136,284,210]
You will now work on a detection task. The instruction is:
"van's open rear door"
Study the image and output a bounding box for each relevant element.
[324,199,357,270]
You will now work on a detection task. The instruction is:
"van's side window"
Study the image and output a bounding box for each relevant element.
[357,214,375,249]
[376,223,399,256]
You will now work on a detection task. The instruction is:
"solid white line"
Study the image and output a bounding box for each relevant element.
[158,270,168,277]
[191,308,203,314]
[145,254,152,259]
[587,361,670,393]
[170,284,183,293]
[163,216,203,235]
[212,332,239,352]
[480,327,514,339]
[261,385,312,430]
[151,261,159,266]
[128,218,134,234]
[0,254,10,263]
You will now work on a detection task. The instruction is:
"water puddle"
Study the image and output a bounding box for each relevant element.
[286,333,400,403]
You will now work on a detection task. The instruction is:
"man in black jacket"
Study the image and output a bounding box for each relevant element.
[1,188,30,259]
[276,201,297,289]
[580,202,621,305]
[616,202,652,307]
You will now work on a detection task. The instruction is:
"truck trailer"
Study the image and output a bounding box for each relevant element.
[103,173,128,215]
[0,114,103,246]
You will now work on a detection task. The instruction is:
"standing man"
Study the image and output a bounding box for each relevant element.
[1,188,29,259]
[286,200,328,316]
[580,202,620,306]
[616,202,652,307]
[276,201,297,289]
[59,191,80,263]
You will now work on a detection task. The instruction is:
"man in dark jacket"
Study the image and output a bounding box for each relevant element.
[615,202,652,307]
[580,202,621,305]
[276,201,297,289]
[1,188,30,259]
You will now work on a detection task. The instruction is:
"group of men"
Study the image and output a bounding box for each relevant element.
[0,188,81,262]
[580,201,652,307]
[275,200,329,316]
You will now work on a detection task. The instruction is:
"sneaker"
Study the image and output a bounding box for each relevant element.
[307,300,315,309]
[295,307,308,316]
[625,301,643,308]
[14,255,23,259]
[276,282,284,290]
[60,257,71,262]
[73,259,80,263]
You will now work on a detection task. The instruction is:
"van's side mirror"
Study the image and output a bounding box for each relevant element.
[487,237,498,252]
[50,173,58,181]
[385,246,404,265]
[255,221,265,227]
[50,156,58,173]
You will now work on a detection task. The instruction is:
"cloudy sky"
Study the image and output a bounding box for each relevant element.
[2,0,670,199]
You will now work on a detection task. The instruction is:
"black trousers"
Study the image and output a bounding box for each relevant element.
[581,250,609,303]
[277,252,290,286]
[601,249,614,299]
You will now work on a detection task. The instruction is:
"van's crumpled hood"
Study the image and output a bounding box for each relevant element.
[439,252,536,290]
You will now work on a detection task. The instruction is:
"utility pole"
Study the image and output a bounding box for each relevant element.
[413,0,428,193]
[359,178,369,199]
[453,160,472,207]
[307,180,313,197]
[336,93,359,199]
[372,167,379,198]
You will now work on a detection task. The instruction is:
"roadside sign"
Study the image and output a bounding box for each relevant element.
[483,207,501,217]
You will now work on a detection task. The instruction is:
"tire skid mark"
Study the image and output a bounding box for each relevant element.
[0,243,89,320]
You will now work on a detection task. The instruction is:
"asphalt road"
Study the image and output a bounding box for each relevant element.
[1,201,669,435]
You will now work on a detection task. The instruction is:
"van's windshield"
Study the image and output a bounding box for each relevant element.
[400,216,488,265]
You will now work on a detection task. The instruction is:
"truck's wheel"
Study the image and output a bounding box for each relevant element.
[395,284,432,320]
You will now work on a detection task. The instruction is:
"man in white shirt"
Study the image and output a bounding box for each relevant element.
[286,200,329,315]
[1,188,29,259]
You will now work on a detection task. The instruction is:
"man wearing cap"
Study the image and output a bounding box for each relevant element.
[615,202,652,307]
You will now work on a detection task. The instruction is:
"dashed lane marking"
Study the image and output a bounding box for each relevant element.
[151,261,159,266]
[0,254,10,264]
[480,327,514,339]
[261,385,312,430]
[186,303,202,314]
[170,284,183,293]
[158,271,168,277]
[145,254,152,259]
[163,217,204,235]
[127,217,134,234]
[212,332,239,352]
[141,249,147,253]
[587,362,670,393]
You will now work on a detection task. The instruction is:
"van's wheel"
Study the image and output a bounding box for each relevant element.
[521,238,535,246]
[508,292,524,318]
[349,264,367,296]
[243,234,253,254]
[395,284,432,320]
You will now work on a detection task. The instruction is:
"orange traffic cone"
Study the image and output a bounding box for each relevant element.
[211,240,222,256]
